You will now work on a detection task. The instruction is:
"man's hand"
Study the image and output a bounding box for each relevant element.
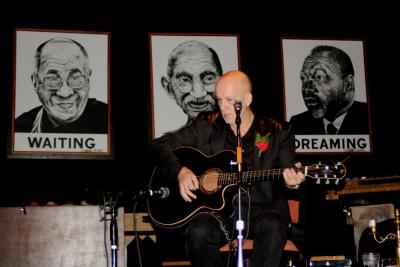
[283,162,306,189]
[178,167,199,202]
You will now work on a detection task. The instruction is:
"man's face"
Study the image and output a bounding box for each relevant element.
[34,41,90,124]
[216,77,248,125]
[168,49,219,120]
[300,52,346,119]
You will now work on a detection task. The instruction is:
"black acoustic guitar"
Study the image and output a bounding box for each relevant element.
[147,146,346,229]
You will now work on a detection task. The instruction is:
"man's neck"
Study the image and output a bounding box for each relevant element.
[46,112,60,128]
[326,99,354,122]
[230,110,254,136]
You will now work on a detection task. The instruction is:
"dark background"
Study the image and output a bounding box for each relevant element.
[0,6,398,262]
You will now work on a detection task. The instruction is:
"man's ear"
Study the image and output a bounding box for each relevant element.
[161,76,175,99]
[343,74,355,93]
[244,92,253,107]
[31,73,39,92]
[86,69,92,90]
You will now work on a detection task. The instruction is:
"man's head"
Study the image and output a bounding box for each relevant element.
[215,70,253,125]
[161,40,222,121]
[31,37,92,124]
[300,45,355,121]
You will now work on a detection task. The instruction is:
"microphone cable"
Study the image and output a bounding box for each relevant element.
[133,200,143,267]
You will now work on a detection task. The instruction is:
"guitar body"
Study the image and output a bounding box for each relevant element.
[147,147,240,229]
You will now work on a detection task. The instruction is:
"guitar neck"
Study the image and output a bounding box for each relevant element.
[220,167,306,185]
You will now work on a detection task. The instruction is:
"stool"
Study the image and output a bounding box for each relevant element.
[162,200,301,266]
[220,200,301,264]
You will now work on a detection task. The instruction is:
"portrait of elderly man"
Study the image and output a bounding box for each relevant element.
[161,40,223,124]
[14,37,108,134]
[150,35,239,139]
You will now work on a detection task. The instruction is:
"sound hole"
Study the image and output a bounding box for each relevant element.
[201,169,222,194]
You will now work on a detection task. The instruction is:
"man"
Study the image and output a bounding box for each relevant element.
[289,45,369,135]
[15,37,108,133]
[161,40,222,124]
[152,70,305,267]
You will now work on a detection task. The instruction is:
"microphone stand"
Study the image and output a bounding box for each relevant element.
[103,191,119,267]
[110,206,118,267]
[235,109,244,267]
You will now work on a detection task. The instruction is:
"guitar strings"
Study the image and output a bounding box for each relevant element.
[193,165,343,185]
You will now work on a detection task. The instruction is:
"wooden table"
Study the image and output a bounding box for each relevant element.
[325,176,400,200]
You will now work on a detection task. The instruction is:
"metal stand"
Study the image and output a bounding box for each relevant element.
[397,209,400,267]
[103,190,120,267]
[235,106,244,267]
[369,208,400,264]
[110,207,118,267]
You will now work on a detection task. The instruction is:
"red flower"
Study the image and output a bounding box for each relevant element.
[256,142,269,152]
[255,132,271,157]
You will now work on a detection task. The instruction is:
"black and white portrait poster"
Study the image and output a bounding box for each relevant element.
[11,29,111,158]
[281,38,372,153]
[150,33,240,139]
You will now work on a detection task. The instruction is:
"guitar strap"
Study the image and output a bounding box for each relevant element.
[211,211,233,245]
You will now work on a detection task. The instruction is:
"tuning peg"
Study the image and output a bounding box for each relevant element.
[325,179,330,185]
[316,178,321,184]
[335,179,339,185]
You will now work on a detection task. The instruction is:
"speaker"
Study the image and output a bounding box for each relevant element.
[0,205,125,267]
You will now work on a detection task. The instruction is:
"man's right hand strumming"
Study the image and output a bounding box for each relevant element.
[178,167,199,202]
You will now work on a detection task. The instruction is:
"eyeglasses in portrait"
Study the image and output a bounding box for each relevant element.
[10,29,112,159]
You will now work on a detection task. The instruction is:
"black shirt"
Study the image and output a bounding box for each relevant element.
[225,121,256,171]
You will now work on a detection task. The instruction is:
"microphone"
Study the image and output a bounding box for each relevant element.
[234,101,242,115]
[136,187,170,199]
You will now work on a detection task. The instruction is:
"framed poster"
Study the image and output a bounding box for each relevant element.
[10,28,112,159]
[281,38,372,153]
[149,33,240,139]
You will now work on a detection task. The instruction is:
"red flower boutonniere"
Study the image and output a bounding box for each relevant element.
[255,132,271,157]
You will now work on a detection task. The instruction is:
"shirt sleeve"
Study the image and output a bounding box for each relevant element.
[277,123,305,199]
[150,118,208,180]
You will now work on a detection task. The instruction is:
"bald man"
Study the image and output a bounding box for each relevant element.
[152,70,305,267]
[15,37,108,133]
[161,40,222,124]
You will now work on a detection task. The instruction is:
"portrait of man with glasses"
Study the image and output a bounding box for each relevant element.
[14,37,108,134]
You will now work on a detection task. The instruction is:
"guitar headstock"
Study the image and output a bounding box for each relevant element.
[304,162,346,185]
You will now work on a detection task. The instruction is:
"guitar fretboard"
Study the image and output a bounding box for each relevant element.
[219,167,306,185]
